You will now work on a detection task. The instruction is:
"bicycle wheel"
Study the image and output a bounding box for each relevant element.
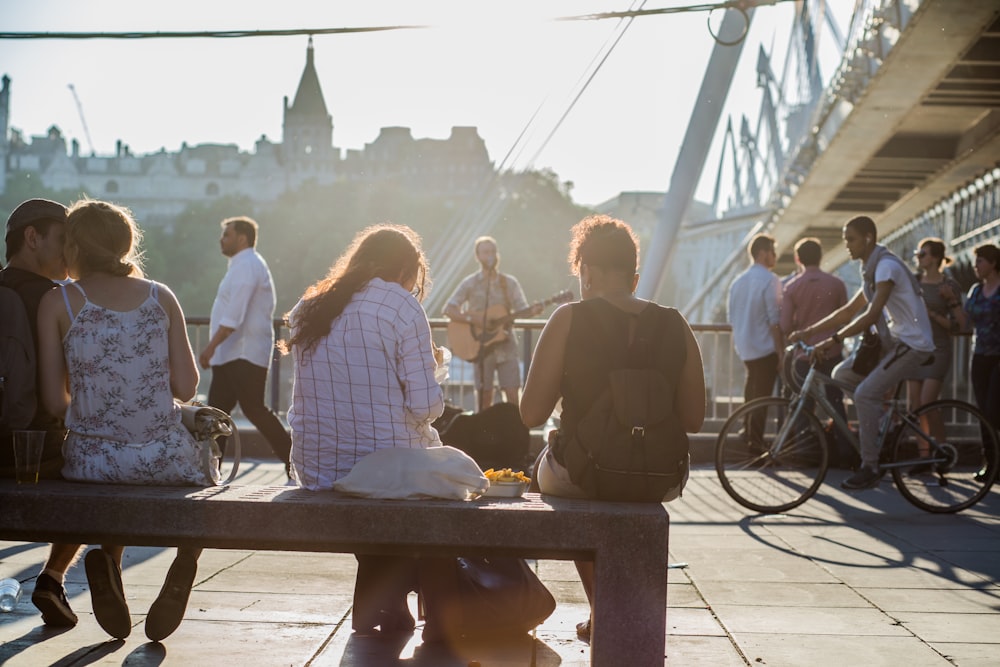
[716,397,829,513]
[890,399,1000,513]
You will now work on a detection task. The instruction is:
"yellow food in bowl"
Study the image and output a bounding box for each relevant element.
[483,468,531,484]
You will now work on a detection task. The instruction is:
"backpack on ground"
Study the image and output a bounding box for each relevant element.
[558,306,689,502]
[438,402,531,471]
[0,285,36,431]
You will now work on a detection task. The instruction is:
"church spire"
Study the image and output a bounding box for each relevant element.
[289,36,329,118]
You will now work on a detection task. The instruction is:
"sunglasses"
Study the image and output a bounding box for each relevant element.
[915,251,928,258]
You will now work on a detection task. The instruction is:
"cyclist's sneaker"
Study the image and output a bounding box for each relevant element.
[31,573,78,627]
[841,466,882,490]
[974,467,989,483]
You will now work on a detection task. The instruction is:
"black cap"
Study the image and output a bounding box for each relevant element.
[5,199,68,240]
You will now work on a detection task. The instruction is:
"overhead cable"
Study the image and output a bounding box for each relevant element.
[0,1,797,41]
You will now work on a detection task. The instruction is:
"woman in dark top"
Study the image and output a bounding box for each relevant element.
[520,214,705,638]
[965,244,1000,432]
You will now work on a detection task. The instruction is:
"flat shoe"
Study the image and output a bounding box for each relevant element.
[84,549,131,639]
[32,572,78,627]
[145,552,198,642]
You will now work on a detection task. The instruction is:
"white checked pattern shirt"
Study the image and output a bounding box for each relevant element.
[207,247,277,368]
[287,278,445,490]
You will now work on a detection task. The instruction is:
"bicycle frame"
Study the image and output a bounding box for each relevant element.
[780,354,951,472]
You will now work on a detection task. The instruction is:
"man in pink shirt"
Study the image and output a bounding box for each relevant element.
[780,238,854,468]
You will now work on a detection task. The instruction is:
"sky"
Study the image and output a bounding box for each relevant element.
[0,1,852,208]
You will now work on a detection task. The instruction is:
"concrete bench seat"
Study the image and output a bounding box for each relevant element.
[0,480,669,666]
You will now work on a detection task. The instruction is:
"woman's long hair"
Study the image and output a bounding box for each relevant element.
[285,224,429,354]
[65,199,145,278]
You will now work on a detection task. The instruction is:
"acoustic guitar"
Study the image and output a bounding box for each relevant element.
[447,290,574,362]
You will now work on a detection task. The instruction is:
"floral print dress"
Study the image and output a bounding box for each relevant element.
[61,281,203,484]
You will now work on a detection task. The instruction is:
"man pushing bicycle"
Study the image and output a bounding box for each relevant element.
[789,216,934,490]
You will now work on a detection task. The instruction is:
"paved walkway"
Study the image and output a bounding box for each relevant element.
[1,461,998,666]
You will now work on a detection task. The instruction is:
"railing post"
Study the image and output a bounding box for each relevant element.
[270,320,283,413]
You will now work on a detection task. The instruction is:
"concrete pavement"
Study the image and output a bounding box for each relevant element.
[1,460,998,666]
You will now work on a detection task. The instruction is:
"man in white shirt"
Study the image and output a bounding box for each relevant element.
[727,233,784,450]
[791,215,934,490]
[199,217,291,475]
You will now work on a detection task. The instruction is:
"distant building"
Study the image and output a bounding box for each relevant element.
[0,39,494,224]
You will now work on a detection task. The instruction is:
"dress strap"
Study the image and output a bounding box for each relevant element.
[60,282,87,322]
[149,281,159,299]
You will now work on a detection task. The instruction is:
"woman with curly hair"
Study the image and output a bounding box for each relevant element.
[520,214,705,639]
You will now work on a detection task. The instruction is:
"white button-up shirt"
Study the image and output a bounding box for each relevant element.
[207,247,277,368]
[728,263,782,362]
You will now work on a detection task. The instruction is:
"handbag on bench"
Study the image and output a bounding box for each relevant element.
[178,402,241,486]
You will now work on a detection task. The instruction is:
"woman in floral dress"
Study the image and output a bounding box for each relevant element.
[38,199,202,642]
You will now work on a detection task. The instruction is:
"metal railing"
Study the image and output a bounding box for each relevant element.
[186,318,976,433]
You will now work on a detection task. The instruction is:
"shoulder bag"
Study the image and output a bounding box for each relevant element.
[419,555,556,642]
[850,328,883,376]
[178,402,241,486]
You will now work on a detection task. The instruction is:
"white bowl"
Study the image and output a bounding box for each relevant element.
[483,481,529,497]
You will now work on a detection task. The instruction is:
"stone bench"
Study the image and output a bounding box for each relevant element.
[0,480,669,666]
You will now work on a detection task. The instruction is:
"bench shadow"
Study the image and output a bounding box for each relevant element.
[339,632,563,666]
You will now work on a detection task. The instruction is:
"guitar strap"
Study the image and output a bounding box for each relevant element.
[499,274,513,331]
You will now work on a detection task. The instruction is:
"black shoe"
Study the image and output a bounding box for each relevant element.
[84,549,131,639]
[841,466,882,490]
[145,552,198,642]
[974,467,989,483]
[32,573,78,627]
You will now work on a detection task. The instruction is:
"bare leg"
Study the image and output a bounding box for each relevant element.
[40,543,84,580]
[574,560,595,638]
[500,385,520,408]
[477,387,495,412]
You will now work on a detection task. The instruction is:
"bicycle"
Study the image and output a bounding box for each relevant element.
[715,342,999,514]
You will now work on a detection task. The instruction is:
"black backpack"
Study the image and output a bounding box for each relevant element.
[556,305,689,502]
[438,402,530,471]
[0,284,37,431]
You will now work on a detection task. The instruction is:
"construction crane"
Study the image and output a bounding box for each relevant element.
[67,83,95,155]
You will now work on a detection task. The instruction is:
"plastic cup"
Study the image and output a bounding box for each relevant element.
[12,430,45,484]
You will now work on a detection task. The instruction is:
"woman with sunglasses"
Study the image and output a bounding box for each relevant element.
[904,237,969,474]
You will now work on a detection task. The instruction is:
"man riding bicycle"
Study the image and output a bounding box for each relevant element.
[789,215,934,490]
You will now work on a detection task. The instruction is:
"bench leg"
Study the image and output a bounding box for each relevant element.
[590,535,667,666]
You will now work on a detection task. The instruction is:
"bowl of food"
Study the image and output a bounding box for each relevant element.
[483,468,531,498]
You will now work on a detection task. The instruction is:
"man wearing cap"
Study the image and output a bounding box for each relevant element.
[1,198,81,628]
[1,198,68,473]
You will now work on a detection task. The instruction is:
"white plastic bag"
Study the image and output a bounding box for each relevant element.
[332,445,489,500]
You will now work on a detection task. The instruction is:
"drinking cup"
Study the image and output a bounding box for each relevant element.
[12,430,45,484]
